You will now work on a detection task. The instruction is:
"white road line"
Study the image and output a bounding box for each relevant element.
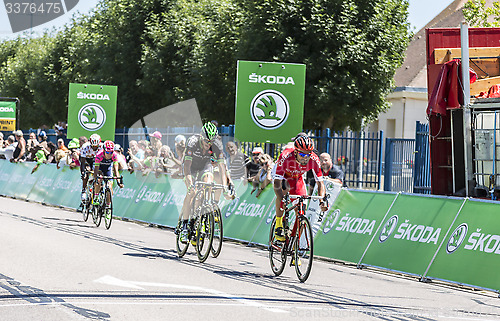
[94,275,287,313]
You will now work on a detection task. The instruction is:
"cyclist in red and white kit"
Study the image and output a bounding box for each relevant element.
[273,135,328,241]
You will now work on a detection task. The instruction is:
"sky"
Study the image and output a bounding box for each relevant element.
[0,0,455,40]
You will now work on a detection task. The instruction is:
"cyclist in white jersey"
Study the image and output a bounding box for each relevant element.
[79,134,103,201]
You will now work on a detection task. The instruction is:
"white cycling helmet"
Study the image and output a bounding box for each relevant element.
[89,134,101,147]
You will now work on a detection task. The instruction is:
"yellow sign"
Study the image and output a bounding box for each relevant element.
[0,118,15,131]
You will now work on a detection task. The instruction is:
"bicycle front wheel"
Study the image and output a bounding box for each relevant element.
[294,216,313,283]
[269,217,286,276]
[210,205,223,258]
[175,219,189,257]
[104,189,113,230]
[196,210,214,263]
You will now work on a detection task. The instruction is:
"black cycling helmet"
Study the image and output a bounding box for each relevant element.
[294,135,314,152]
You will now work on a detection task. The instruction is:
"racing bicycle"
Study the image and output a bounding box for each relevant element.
[175,181,233,262]
[269,193,329,282]
[92,175,123,229]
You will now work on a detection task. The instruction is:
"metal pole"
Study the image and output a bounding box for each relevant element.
[461,22,473,197]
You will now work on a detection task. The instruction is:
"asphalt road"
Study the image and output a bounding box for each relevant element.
[0,197,499,321]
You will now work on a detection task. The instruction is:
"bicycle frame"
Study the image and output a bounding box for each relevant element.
[269,193,329,282]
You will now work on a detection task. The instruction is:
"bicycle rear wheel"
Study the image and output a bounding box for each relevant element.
[269,217,286,276]
[210,205,223,258]
[104,189,113,230]
[83,199,90,222]
[294,216,313,282]
[175,219,190,257]
[196,210,214,263]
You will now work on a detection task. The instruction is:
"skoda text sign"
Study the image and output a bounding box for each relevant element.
[235,61,305,143]
[67,83,117,140]
[0,101,16,131]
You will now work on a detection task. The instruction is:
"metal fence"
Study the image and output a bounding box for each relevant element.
[384,138,416,193]
[414,121,431,194]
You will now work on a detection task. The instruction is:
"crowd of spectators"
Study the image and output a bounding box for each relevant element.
[0,127,344,194]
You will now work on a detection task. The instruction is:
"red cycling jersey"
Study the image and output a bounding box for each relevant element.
[274,148,323,195]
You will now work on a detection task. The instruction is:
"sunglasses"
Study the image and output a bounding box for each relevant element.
[105,150,113,154]
[297,151,311,158]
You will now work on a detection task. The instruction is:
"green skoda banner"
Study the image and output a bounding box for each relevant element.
[67,83,118,141]
[0,101,17,131]
[425,199,500,292]
[235,61,305,143]
[219,181,276,243]
[314,190,397,263]
[359,194,464,276]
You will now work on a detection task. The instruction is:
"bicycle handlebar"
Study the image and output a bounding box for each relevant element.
[194,181,230,191]
[97,175,124,180]
[288,194,330,201]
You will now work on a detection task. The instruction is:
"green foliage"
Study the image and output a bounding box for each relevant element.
[0,0,411,131]
[464,0,500,27]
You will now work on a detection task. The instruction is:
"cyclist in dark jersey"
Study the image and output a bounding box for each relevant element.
[178,122,232,243]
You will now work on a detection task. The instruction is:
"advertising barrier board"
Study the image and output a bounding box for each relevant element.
[359,194,464,276]
[314,190,397,263]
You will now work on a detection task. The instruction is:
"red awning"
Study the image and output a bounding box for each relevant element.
[427,59,477,116]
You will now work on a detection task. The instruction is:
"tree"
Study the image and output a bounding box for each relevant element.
[463,0,500,27]
[236,0,411,130]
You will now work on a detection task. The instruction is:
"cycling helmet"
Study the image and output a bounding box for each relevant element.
[294,135,314,152]
[201,122,218,141]
[90,134,101,147]
[104,140,115,152]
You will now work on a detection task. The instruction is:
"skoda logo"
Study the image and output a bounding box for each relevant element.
[322,209,340,234]
[250,90,289,130]
[446,223,468,254]
[225,197,240,218]
[78,103,106,131]
[379,215,398,243]
[135,186,147,203]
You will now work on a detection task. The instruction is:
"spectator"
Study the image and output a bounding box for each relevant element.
[0,135,17,161]
[0,132,4,148]
[37,131,50,157]
[78,136,88,148]
[57,138,69,152]
[25,132,39,161]
[170,135,186,178]
[66,138,81,169]
[226,141,248,180]
[140,147,157,175]
[149,131,163,156]
[250,153,274,197]
[46,141,57,164]
[246,146,263,180]
[55,149,69,169]
[31,148,47,174]
[127,140,145,172]
[54,121,67,138]
[307,152,344,194]
[154,145,177,177]
[174,134,186,161]
[11,130,26,163]
[114,143,128,171]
